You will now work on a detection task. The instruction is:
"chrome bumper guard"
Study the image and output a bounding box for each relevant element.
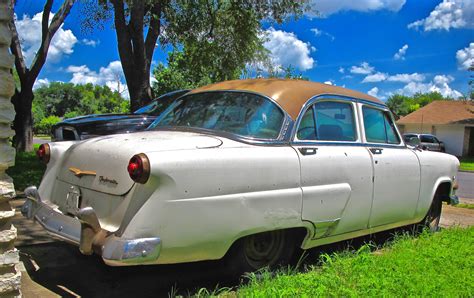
[21,186,161,265]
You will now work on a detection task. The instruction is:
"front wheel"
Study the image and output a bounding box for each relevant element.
[418,196,442,232]
[226,230,295,274]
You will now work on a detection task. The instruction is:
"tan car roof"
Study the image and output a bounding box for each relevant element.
[190,79,384,120]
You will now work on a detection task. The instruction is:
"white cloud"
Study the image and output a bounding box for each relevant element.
[408,0,474,31]
[323,80,334,85]
[362,72,388,83]
[397,75,463,98]
[456,42,474,70]
[393,44,408,60]
[387,73,425,83]
[33,78,50,90]
[308,0,406,16]
[67,61,128,97]
[310,28,323,36]
[15,12,77,65]
[368,87,379,97]
[263,27,315,71]
[338,67,345,74]
[310,27,335,41]
[82,39,99,47]
[350,62,374,74]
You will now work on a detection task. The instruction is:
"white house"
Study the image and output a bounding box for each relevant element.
[397,101,474,157]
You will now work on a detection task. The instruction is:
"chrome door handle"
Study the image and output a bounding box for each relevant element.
[299,147,318,155]
[369,148,383,154]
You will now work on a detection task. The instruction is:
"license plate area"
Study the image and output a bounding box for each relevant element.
[60,185,81,214]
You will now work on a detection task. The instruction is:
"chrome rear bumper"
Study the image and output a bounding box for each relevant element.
[21,186,161,266]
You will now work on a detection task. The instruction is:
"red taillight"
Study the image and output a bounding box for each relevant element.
[36,144,50,164]
[127,153,150,184]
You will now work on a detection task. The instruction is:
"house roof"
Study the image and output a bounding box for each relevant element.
[397,101,474,125]
[190,79,383,120]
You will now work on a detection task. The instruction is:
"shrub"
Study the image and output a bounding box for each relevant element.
[35,115,61,135]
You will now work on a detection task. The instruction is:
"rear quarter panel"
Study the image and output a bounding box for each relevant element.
[119,143,305,264]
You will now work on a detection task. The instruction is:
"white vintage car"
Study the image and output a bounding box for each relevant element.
[22,79,459,272]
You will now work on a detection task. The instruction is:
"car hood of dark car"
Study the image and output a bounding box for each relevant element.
[57,113,150,125]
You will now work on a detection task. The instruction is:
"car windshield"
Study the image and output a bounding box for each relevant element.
[134,90,188,116]
[148,91,285,139]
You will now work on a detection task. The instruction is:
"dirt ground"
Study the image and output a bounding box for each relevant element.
[10,199,474,297]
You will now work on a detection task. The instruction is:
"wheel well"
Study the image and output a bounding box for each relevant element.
[226,227,309,256]
[435,182,452,203]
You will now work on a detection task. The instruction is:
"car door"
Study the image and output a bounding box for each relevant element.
[292,99,374,238]
[361,105,421,227]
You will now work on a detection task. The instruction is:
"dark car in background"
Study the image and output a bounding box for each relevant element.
[403,133,446,152]
[52,89,189,141]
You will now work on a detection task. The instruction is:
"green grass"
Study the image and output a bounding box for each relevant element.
[221,227,474,297]
[459,157,474,172]
[34,134,52,140]
[6,144,45,192]
[455,203,474,210]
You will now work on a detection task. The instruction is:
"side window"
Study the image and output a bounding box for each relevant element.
[363,106,400,144]
[297,107,316,140]
[296,101,357,141]
[420,135,435,143]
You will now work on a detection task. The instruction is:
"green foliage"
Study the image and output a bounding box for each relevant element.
[32,82,129,132]
[455,203,474,210]
[386,92,452,119]
[230,227,474,297]
[6,144,45,191]
[35,116,61,135]
[460,157,474,172]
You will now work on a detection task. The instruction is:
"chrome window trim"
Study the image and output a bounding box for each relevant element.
[291,95,362,144]
[149,90,292,143]
[359,103,405,147]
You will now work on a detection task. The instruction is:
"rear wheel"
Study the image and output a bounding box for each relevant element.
[226,230,295,274]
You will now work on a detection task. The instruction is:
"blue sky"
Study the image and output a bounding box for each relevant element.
[14,0,474,101]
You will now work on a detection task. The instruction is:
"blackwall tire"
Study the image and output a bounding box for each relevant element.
[226,230,295,275]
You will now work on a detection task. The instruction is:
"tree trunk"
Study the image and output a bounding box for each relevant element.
[11,89,33,152]
[126,69,153,112]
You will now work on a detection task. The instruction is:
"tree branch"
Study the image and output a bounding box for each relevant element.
[110,0,135,85]
[129,0,145,66]
[9,14,28,82]
[29,0,76,83]
[144,2,161,65]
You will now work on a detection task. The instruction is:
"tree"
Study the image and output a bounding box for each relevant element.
[82,0,309,111]
[469,62,474,100]
[9,0,76,152]
[33,82,129,128]
[386,92,451,119]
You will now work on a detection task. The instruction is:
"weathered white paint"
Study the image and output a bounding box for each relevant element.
[26,100,459,267]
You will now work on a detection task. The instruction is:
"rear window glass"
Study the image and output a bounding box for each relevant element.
[363,107,400,144]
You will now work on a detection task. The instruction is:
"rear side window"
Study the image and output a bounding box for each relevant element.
[420,135,435,143]
[296,101,356,141]
[363,107,400,144]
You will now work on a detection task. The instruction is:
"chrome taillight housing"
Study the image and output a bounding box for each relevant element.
[127,153,150,184]
[36,144,51,164]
